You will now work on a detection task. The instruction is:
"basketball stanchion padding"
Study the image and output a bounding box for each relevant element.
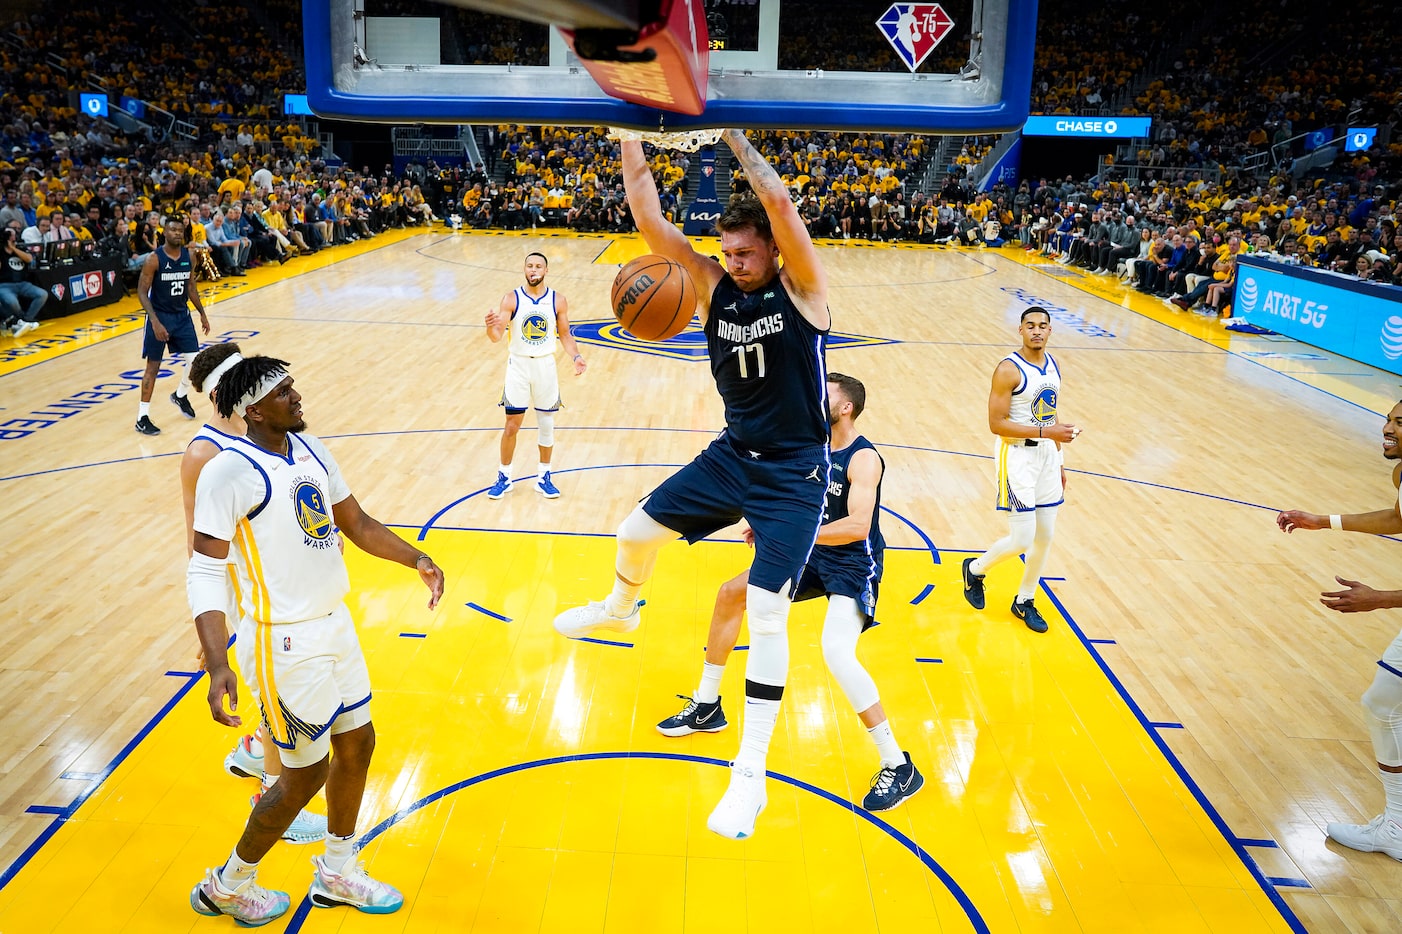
[611,255,697,341]
[558,0,710,115]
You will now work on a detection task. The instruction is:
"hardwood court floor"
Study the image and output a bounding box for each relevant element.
[0,231,1399,932]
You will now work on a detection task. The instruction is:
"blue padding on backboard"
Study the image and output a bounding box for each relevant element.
[303,0,1036,133]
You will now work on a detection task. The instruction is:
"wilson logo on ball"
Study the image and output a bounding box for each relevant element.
[614,274,656,312]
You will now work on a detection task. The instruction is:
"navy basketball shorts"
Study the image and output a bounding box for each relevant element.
[142,309,199,360]
[793,550,882,631]
[643,434,829,595]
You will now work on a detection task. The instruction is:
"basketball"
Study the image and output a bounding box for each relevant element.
[610,255,696,342]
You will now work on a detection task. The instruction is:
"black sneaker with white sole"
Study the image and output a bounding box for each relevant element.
[135,415,161,435]
[656,694,728,736]
[862,751,924,811]
[961,557,986,610]
[171,391,197,419]
[1012,598,1049,633]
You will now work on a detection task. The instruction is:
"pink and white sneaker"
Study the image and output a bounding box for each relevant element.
[189,867,290,926]
[309,855,404,914]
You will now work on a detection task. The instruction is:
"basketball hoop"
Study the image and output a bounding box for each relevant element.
[607,126,724,152]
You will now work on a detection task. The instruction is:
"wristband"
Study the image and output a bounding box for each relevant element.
[573,354,583,361]
[415,553,433,567]
[1038,425,1043,438]
[1329,514,1343,531]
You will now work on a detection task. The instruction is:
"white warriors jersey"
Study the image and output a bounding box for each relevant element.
[192,431,351,625]
[509,286,559,358]
[1005,351,1061,428]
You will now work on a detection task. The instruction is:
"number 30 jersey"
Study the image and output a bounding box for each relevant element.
[706,274,829,453]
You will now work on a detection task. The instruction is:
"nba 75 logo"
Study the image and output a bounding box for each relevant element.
[876,3,955,71]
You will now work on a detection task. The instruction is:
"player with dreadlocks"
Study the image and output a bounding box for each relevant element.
[180,343,328,846]
[187,354,444,926]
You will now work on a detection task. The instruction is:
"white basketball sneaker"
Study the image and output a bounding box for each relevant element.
[553,598,644,638]
[1326,814,1402,859]
[706,762,767,839]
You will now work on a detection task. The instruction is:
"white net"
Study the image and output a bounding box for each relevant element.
[606,126,724,152]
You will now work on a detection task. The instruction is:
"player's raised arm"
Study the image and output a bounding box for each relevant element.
[621,140,723,320]
[721,129,828,324]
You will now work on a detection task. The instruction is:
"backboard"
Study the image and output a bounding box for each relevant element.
[303,0,1036,133]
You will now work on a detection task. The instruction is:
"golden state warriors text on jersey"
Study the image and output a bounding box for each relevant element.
[509,286,558,358]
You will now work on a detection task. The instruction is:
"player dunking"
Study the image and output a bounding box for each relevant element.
[554,129,831,839]
[484,251,586,500]
[186,355,444,926]
[961,307,1079,632]
[136,216,209,435]
[655,373,925,811]
[181,342,327,845]
[1278,401,1402,860]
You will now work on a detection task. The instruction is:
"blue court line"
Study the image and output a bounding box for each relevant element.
[8,428,1402,551]
[706,645,749,652]
[1040,581,1309,933]
[881,505,941,564]
[1149,722,1185,730]
[915,657,944,664]
[910,583,935,605]
[572,636,634,648]
[278,751,991,934]
[416,462,688,540]
[391,523,939,555]
[465,602,512,622]
[1267,877,1312,889]
[1238,838,1280,849]
[898,338,1216,354]
[399,632,427,639]
[164,669,201,678]
[23,806,67,816]
[1088,638,1117,645]
[0,670,205,891]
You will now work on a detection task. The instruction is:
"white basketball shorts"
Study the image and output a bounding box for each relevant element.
[501,354,560,413]
[995,437,1064,512]
[235,603,372,768]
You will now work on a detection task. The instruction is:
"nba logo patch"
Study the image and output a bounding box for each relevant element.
[283,636,292,652]
[51,283,65,301]
[69,274,87,302]
[106,269,117,286]
[703,165,714,178]
[876,3,955,71]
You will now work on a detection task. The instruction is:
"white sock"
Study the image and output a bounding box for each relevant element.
[868,720,904,769]
[1017,508,1058,603]
[260,771,279,790]
[138,401,150,418]
[735,696,780,771]
[248,734,263,756]
[696,662,725,705]
[175,375,191,398]
[219,850,258,889]
[322,832,356,873]
[1382,769,1402,824]
[540,464,552,476]
[498,464,511,478]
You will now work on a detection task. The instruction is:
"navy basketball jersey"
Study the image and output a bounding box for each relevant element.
[706,274,828,452]
[822,435,885,570]
[151,247,193,315]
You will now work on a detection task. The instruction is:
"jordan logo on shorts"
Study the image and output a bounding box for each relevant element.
[804,465,824,481]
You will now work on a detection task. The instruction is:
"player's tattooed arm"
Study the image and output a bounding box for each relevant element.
[722,129,783,197]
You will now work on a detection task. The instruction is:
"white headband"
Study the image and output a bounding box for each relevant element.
[204,352,243,397]
[235,368,289,413]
